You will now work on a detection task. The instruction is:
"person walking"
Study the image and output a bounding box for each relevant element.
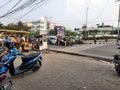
[57,36,61,45]
[94,38,97,44]
[105,38,108,44]
[20,34,25,52]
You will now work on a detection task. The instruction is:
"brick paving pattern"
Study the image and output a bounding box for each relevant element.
[6,52,120,90]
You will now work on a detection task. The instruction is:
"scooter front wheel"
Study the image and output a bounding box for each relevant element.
[32,61,42,72]
[115,63,120,76]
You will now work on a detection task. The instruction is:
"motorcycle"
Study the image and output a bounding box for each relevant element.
[0,37,42,76]
[0,62,12,90]
[113,45,120,76]
[0,51,42,76]
[0,74,12,90]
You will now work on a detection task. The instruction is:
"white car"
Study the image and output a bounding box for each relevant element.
[48,36,57,45]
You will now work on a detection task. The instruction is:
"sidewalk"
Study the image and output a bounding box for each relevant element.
[49,44,113,62]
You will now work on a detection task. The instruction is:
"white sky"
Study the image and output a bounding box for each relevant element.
[0,0,119,30]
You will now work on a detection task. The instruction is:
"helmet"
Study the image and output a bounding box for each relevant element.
[4,39,14,48]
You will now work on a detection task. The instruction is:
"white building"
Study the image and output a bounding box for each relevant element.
[30,17,50,35]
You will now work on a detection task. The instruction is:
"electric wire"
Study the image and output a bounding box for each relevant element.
[0,0,12,9]
[0,0,41,18]
[16,0,49,21]
[0,0,24,18]
[96,0,110,19]
[5,0,22,14]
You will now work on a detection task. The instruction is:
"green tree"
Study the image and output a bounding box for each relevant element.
[49,29,56,35]
[7,24,18,30]
[0,22,3,29]
[18,21,23,30]
[89,30,98,36]
[65,30,71,37]
[23,25,30,31]
[65,30,77,39]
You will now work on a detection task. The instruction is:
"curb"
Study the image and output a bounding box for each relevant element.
[49,49,113,63]
[85,42,114,44]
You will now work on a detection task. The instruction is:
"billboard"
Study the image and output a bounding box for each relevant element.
[57,27,65,36]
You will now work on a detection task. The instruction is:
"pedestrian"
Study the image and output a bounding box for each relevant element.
[20,35,25,52]
[21,34,25,41]
[63,37,67,46]
[105,38,108,43]
[117,38,119,45]
[57,36,61,45]
[94,38,97,44]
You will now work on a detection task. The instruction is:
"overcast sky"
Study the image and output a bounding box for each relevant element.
[0,0,119,30]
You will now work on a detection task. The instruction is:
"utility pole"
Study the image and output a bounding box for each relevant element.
[85,7,88,38]
[118,2,120,38]
[86,7,88,29]
[116,0,120,39]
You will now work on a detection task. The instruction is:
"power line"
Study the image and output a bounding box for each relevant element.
[15,0,49,21]
[96,0,110,19]
[0,0,41,18]
[0,0,24,18]
[6,0,22,14]
[0,0,12,9]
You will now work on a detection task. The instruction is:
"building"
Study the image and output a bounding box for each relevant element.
[30,16,51,35]
[74,23,118,38]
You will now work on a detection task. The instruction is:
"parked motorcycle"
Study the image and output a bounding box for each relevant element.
[0,51,42,76]
[0,62,12,90]
[0,74,12,90]
[113,45,120,76]
[1,36,42,76]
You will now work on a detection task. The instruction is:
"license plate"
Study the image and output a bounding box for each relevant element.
[3,80,12,90]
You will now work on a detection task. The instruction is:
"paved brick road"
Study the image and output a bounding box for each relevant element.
[6,52,120,90]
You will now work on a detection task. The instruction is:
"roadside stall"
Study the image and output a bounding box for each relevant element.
[35,31,48,52]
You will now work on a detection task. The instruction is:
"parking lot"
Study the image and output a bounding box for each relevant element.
[7,52,120,90]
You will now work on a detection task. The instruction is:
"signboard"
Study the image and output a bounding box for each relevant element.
[57,27,64,36]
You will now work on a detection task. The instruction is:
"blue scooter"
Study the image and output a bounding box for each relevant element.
[0,38,42,76]
[0,56,12,90]
[0,50,42,76]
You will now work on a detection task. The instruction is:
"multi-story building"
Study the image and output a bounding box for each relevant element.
[30,16,51,35]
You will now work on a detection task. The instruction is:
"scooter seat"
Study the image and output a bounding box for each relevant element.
[22,53,41,63]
